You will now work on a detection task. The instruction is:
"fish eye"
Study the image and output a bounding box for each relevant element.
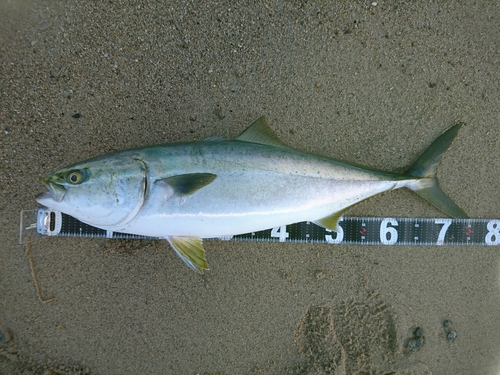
[66,170,84,184]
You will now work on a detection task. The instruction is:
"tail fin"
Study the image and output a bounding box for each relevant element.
[407,124,468,218]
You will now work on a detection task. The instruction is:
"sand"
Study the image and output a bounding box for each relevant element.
[1,0,500,374]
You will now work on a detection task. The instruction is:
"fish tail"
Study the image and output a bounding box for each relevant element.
[406,124,468,218]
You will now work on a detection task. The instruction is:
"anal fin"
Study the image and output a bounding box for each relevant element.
[315,197,383,231]
[314,203,363,231]
[314,210,345,232]
[167,236,209,270]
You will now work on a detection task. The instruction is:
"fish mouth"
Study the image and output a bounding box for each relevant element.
[37,178,67,203]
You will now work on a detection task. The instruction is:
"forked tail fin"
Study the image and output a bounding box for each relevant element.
[406,124,468,218]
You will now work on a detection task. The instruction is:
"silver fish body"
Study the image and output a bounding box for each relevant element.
[37,117,467,269]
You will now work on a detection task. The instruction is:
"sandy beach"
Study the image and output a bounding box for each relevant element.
[1,0,500,374]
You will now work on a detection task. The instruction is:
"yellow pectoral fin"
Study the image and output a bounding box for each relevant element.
[167,236,209,270]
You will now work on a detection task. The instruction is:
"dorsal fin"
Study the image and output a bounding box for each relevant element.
[203,136,226,142]
[235,116,290,148]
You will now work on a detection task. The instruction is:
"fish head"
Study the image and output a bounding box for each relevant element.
[36,155,148,228]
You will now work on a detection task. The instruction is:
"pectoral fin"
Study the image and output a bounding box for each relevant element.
[157,173,217,196]
[167,236,209,270]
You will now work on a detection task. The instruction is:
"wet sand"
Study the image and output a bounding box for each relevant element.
[1,1,500,374]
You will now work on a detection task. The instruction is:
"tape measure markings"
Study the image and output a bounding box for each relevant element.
[22,207,500,246]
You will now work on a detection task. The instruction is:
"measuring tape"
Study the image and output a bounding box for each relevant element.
[20,207,500,246]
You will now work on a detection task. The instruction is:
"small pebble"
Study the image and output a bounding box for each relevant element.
[315,270,325,280]
[0,329,13,343]
[443,319,457,340]
[414,327,423,338]
[447,330,457,340]
[38,20,52,31]
[213,108,225,119]
[407,336,423,352]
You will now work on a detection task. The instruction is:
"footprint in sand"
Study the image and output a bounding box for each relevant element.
[293,290,432,375]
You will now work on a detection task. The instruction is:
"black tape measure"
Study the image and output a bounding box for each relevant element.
[19,208,499,246]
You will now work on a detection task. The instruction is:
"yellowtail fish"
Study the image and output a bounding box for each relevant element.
[37,117,467,270]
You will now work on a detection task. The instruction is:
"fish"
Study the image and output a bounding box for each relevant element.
[36,116,467,270]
